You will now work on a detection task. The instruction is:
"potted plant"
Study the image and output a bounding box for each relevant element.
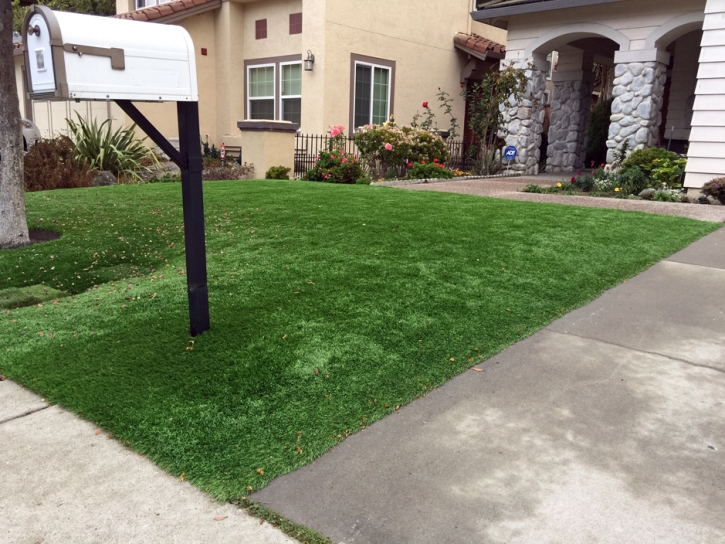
[700,178,725,205]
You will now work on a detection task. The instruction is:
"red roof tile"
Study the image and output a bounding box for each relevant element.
[114,0,218,22]
[454,32,506,57]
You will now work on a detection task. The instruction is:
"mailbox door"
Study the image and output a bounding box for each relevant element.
[26,13,57,95]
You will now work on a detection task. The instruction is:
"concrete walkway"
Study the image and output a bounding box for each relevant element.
[0,381,296,544]
[398,176,725,223]
[254,227,725,543]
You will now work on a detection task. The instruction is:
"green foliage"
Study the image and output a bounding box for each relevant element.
[408,161,454,180]
[202,141,220,160]
[653,190,681,203]
[463,63,531,175]
[522,184,544,193]
[585,98,613,167]
[616,166,648,195]
[701,178,725,203]
[409,89,460,140]
[354,124,448,179]
[66,115,156,182]
[147,173,181,184]
[13,0,115,31]
[651,157,687,188]
[265,166,291,180]
[1,181,718,501]
[305,131,363,183]
[621,148,681,178]
[23,136,96,192]
[573,174,595,192]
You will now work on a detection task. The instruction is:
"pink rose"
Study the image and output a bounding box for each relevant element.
[422,101,428,108]
[330,128,341,138]
[384,143,393,151]
[342,157,348,163]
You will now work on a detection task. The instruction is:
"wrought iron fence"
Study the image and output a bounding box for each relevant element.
[294,133,359,178]
[293,133,476,178]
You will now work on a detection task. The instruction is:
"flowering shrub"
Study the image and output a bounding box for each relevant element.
[355,123,448,178]
[304,125,363,184]
[701,178,725,204]
[408,160,454,180]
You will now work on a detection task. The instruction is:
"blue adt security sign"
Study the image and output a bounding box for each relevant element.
[504,146,518,161]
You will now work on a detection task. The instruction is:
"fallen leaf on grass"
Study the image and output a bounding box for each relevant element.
[213,516,227,521]
[256,468,264,475]
[282,334,287,339]
[472,368,484,373]
[314,368,319,375]
[449,358,455,362]
[180,473,185,482]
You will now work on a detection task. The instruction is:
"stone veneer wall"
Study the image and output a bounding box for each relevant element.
[606,61,667,163]
[500,63,548,174]
[547,78,593,171]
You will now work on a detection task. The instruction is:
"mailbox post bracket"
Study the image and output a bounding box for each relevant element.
[115,99,210,337]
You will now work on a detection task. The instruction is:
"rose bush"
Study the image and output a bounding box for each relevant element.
[304,125,363,184]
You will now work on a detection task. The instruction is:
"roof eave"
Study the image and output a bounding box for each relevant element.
[471,0,623,21]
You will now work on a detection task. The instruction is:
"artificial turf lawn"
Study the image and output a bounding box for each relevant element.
[0,181,719,500]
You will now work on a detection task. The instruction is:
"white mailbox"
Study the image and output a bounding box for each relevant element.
[23,5,198,102]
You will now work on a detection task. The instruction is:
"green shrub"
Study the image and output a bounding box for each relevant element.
[653,190,681,203]
[147,173,181,184]
[23,136,96,192]
[617,166,648,195]
[67,114,157,182]
[573,174,595,192]
[265,166,291,180]
[621,148,681,178]
[585,98,613,167]
[305,150,363,184]
[522,184,544,193]
[408,161,454,180]
[408,130,449,164]
[651,157,687,188]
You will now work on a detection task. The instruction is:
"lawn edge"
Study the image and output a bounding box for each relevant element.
[231,498,335,544]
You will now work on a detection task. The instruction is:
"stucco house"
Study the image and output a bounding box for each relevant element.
[473,0,725,189]
[14,0,506,156]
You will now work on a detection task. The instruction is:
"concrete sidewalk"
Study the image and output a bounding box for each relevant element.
[0,381,296,544]
[254,227,725,543]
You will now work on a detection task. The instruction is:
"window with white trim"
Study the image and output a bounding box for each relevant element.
[135,0,171,9]
[281,62,302,125]
[354,62,391,128]
[248,65,275,120]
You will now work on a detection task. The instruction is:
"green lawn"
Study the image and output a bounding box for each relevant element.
[0,181,719,500]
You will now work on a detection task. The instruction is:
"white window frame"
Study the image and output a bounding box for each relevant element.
[135,0,171,9]
[279,61,302,124]
[247,63,276,121]
[353,61,392,127]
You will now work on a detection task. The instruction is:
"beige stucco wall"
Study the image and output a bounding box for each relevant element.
[320,0,476,136]
[239,125,296,176]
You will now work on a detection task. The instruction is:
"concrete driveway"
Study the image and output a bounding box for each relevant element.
[254,227,725,543]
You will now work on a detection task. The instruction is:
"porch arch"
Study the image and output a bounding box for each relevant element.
[525,23,631,57]
[645,11,705,50]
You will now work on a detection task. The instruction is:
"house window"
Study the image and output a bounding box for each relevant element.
[281,62,302,125]
[248,65,275,120]
[353,62,391,128]
[135,0,171,8]
[255,19,267,40]
[289,13,302,35]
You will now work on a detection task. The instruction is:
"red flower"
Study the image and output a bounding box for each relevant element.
[600,163,605,168]
[421,160,426,164]
[571,176,576,184]
[407,162,413,168]
[439,164,444,169]
[422,101,428,108]
[433,158,439,163]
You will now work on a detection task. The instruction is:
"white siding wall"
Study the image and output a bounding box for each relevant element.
[664,31,701,142]
[685,0,725,188]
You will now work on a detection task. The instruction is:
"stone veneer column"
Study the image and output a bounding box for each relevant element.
[500,59,548,175]
[547,75,594,172]
[607,57,668,163]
